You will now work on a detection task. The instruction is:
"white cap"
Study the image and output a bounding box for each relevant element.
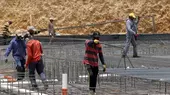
[27,26,36,31]
[49,17,55,20]
[15,29,24,37]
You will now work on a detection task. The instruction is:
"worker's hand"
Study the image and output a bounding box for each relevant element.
[94,39,99,44]
[134,34,139,40]
[5,58,8,63]
[24,64,28,72]
[103,64,106,72]
[25,67,28,72]
[135,34,139,37]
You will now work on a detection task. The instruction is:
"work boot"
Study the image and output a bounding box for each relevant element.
[42,80,48,90]
[122,54,126,58]
[17,78,23,81]
[88,90,95,95]
[30,79,38,90]
[31,83,39,91]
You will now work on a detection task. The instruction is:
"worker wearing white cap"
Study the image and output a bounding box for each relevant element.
[4,30,26,81]
[122,13,140,58]
[48,18,56,37]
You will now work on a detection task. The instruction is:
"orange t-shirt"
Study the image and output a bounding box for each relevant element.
[26,39,43,68]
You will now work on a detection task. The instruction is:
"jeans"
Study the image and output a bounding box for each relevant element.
[15,59,25,80]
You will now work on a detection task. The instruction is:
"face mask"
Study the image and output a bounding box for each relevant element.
[17,36,23,40]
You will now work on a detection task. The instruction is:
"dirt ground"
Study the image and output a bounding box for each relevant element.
[0,0,170,35]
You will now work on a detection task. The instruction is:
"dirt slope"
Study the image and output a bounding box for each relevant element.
[0,0,170,35]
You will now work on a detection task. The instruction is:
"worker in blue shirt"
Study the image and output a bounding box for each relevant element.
[4,30,26,81]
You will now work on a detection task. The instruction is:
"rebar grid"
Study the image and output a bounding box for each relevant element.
[0,39,170,95]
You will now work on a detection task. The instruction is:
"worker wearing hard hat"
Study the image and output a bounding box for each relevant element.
[25,26,48,90]
[4,30,26,81]
[122,13,140,58]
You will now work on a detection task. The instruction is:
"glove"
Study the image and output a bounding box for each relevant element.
[103,64,106,72]
[94,39,99,44]
[24,64,28,72]
[5,58,8,63]
[135,34,139,37]
[134,34,139,40]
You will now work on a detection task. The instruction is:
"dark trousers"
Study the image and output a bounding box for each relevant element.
[87,66,99,92]
[3,35,9,45]
[28,58,45,87]
[15,59,25,80]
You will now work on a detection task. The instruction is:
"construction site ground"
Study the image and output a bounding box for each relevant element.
[0,36,170,95]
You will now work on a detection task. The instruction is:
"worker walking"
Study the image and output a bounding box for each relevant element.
[4,30,26,81]
[83,31,106,95]
[122,13,140,58]
[25,26,48,90]
[2,21,13,45]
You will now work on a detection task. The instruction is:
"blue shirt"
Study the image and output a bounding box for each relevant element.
[4,37,26,60]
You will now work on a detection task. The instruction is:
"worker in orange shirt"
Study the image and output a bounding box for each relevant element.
[25,26,48,90]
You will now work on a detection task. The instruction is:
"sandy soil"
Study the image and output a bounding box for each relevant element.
[0,1,170,34]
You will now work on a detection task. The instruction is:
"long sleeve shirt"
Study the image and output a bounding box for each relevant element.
[133,18,140,34]
[126,19,136,38]
[26,39,43,68]
[2,24,11,36]
[83,40,105,67]
[4,37,26,60]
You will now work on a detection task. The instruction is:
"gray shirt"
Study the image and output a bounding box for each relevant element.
[126,19,136,38]
[48,22,55,36]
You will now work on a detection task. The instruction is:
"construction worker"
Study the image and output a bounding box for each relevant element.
[122,13,140,58]
[4,30,26,81]
[25,26,48,90]
[83,31,106,95]
[48,18,56,37]
[2,21,13,45]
